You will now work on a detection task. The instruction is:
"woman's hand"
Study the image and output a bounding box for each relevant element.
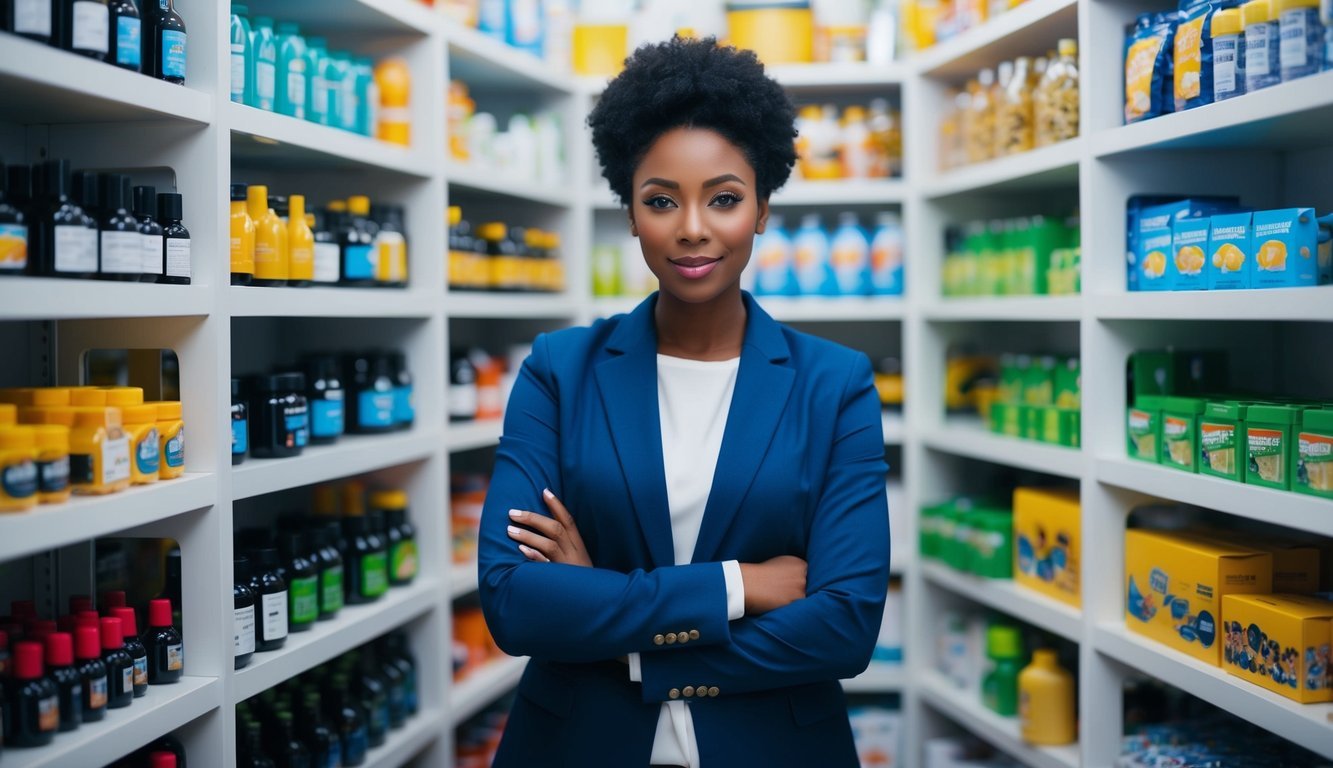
[507,489,593,567]
[739,555,808,616]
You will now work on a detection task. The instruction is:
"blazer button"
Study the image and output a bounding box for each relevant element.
[653,634,665,646]
[682,686,695,698]
[669,688,681,700]
[696,684,708,697]
[708,686,720,697]
[665,633,677,644]
[677,631,689,644]
[689,630,700,640]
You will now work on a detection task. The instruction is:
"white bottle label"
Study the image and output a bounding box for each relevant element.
[313,242,341,283]
[166,238,191,278]
[311,75,328,115]
[14,0,52,36]
[55,225,97,273]
[103,435,131,483]
[141,233,164,275]
[1247,25,1272,75]
[257,61,276,102]
[166,643,183,671]
[71,1,110,53]
[1280,10,1308,68]
[261,591,289,640]
[234,604,256,656]
[230,46,246,102]
[121,665,134,694]
[1214,37,1238,93]
[101,230,142,274]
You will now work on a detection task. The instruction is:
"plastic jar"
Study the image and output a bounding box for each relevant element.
[32,425,71,504]
[387,351,414,430]
[1276,0,1323,80]
[0,426,39,512]
[121,405,161,485]
[300,355,345,445]
[1034,39,1080,146]
[996,57,1036,157]
[147,401,185,480]
[344,353,395,435]
[30,388,74,408]
[1244,0,1282,90]
[0,404,15,426]
[103,387,144,409]
[70,407,131,496]
[69,388,109,407]
[248,373,309,459]
[1211,8,1248,100]
[231,378,248,466]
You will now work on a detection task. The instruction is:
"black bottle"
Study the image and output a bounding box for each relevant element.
[249,548,289,652]
[387,351,414,430]
[311,210,339,285]
[8,641,58,746]
[300,355,344,445]
[247,373,309,459]
[34,161,96,278]
[98,616,134,709]
[373,493,417,587]
[381,632,418,716]
[234,558,257,669]
[133,185,163,283]
[448,349,478,422]
[296,693,339,768]
[231,184,253,285]
[107,0,140,71]
[111,607,148,697]
[309,523,343,620]
[278,530,318,633]
[157,547,183,631]
[151,0,184,84]
[337,197,376,286]
[0,160,29,276]
[342,512,387,605]
[63,0,109,60]
[158,191,190,284]
[232,378,249,466]
[99,174,141,280]
[43,632,82,732]
[269,710,311,768]
[343,353,395,434]
[354,651,389,747]
[73,625,107,722]
[9,0,53,43]
[373,643,407,730]
[143,598,182,684]
[326,675,368,766]
[240,720,276,768]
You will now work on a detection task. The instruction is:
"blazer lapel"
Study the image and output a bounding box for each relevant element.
[691,294,795,564]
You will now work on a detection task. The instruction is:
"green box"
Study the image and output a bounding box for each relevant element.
[969,509,1014,579]
[1065,409,1081,448]
[1020,406,1040,440]
[1245,404,1302,490]
[1128,395,1165,463]
[998,354,1027,405]
[1162,396,1206,472]
[1295,409,1333,499]
[1199,400,1251,482]
[1055,357,1081,409]
[1131,350,1230,398]
[993,402,1021,437]
[1025,356,1058,406]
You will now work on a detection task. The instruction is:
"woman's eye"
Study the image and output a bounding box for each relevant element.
[644,196,676,210]
[712,192,741,207]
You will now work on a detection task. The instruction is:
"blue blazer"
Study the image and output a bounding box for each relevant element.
[478,292,891,767]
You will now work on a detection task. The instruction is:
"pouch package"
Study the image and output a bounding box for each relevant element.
[1175,0,1221,110]
[1126,12,1179,123]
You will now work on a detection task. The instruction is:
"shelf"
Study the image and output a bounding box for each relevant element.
[231,430,440,500]
[924,296,1082,321]
[228,286,437,318]
[1092,72,1333,157]
[3,676,219,768]
[921,562,1082,642]
[447,163,572,207]
[919,670,1080,768]
[923,139,1081,198]
[445,19,573,94]
[450,562,480,599]
[841,664,906,692]
[766,62,908,89]
[883,412,904,446]
[228,103,429,177]
[759,296,908,322]
[235,579,439,701]
[451,655,528,725]
[922,419,1083,479]
[0,279,214,321]
[911,0,1080,79]
[0,35,212,125]
[1095,457,1333,537]
[1095,624,1333,760]
[773,180,908,207]
[448,420,503,453]
[0,474,216,562]
[446,292,579,318]
[1089,287,1333,323]
[364,709,447,768]
[241,0,438,36]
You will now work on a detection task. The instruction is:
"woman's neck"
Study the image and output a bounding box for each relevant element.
[653,285,747,361]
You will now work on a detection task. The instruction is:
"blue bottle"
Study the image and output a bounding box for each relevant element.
[250,17,277,111]
[830,212,871,296]
[793,214,833,296]
[753,214,795,296]
[275,23,308,119]
[869,212,905,296]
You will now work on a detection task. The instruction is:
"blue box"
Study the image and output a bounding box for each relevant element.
[1138,228,1175,290]
[1207,213,1254,290]
[1169,218,1211,290]
[1252,208,1332,288]
[1129,197,1240,291]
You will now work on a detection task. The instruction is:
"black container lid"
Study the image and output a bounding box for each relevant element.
[133,185,157,217]
[37,160,70,200]
[101,174,129,211]
[230,183,248,201]
[234,556,250,582]
[6,164,31,201]
[301,354,341,381]
[253,371,306,394]
[73,170,100,208]
[158,192,183,220]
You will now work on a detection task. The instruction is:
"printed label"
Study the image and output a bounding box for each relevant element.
[0,223,28,268]
[165,427,184,468]
[166,238,190,278]
[393,386,414,425]
[1125,36,1167,121]
[37,694,58,732]
[1247,24,1273,75]
[139,232,163,275]
[358,390,394,429]
[55,225,97,273]
[362,552,389,597]
[311,397,344,438]
[160,30,187,79]
[121,665,134,694]
[257,61,276,105]
[103,435,131,484]
[1248,427,1283,457]
[116,16,141,67]
[1,459,38,501]
[71,1,109,53]
[133,655,148,686]
[99,230,141,274]
[69,452,93,485]
[449,384,478,419]
[284,410,309,448]
[14,0,53,36]
[314,242,341,283]
[1280,10,1309,68]
[1201,423,1235,450]
[38,455,70,493]
[1174,16,1205,101]
[87,676,107,709]
[234,604,255,656]
[166,643,182,671]
[1164,417,1189,439]
[311,75,328,116]
[287,68,307,115]
[1300,432,1333,462]
[391,539,418,582]
[289,575,319,624]
[231,46,246,101]
[321,565,344,613]
[344,243,375,280]
[232,417,249,456]
[1214,37,1238,94]
[261,591,289,640]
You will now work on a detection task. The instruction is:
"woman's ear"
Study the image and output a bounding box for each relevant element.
[628,212,638,238]
[755,197,770,235]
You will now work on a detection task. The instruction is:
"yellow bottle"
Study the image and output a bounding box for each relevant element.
[0,403,14,426]
[375,58,412,146]
[231,184,256,285]
[1018,649,1077,745]
[31,424,71,504]
[0,426,39,512]
[248,185,288,286]
[121,405,161,485]
[288,195,315,287]
[149,401,185,480]
[70,407,131,496]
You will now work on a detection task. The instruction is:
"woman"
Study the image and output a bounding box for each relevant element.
[478,37,891,768]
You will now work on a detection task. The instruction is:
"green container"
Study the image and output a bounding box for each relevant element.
[999,354,1026,405]
[1054,357,1081,409]
[1245,404,1301,490]
[1129,350,1229,398]
[1066,409,1081,448]
[1161,396,1205,472]
[937,504,960,568]
[1127,395,1165,463]
[1295,408,1333,499]
[1024,356,1058,406]
[982,623,1024,716]
[970,509,1013,579]
[1020,406,1039,440]
[1199,400,1250,481]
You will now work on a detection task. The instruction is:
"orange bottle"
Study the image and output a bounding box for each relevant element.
[375,58,411,146]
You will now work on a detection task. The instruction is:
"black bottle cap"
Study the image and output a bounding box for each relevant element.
[158,192,183,220]
[253,547,281,570]
[133,186,157,218]
[234,557,250,582]
[38,160,70,200]
[253,371,306,394]
[301,354,341,381]
[230,183,248,202]
[270,195,289,218]
[7,163,31,201]
[73,171,100,209]
[101,174,129,211]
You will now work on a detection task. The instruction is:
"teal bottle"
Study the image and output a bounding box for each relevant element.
[318,46,345,128]
[331,53,357,132]
[229,5,252,104]
[304,37,329,125]
[354,58,378,136]
[249,16,277,111]
[275,22,308,119]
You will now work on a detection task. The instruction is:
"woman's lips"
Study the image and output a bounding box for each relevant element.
[669,256,720,280]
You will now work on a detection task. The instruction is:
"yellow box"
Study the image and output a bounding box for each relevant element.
[1013,487,1081,608]
[1125,529,1272,666]
[1222,593,1333,703]
[726,7,814,64]
[1191,529,1322,594]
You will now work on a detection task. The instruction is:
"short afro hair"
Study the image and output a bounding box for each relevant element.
[588,37,797,206]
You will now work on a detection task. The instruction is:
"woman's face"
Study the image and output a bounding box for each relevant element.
[630,127,769,305]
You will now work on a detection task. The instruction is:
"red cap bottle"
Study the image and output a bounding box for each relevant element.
[44,631,82,731]
[150,751,178,768]
[74,625,108,723]
[14,639,43,679]
[10,640,59,746]
[69,595,94,614]
[102,591,127,610]
[145,599,184,685]
[100,616,134,708]
[113,606,149,697]
[11,599,37,619]
[112,607,139,636]
[100,617,124,651]
[44,632,73,667]
[75,626,101,660]
[148,598,174,628]
[77,610,101,628]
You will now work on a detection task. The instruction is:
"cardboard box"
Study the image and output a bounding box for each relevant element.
[1191,530,1322,594]
[1207,212,1254,290]
[1127,396,1165,463]
[1125,529,1272,665]
[1162,396,1206,472]
[1296,408,1333,499]
[1169,217,1211,291]
[1252,208,1332,288]
[1013,487,1081,608]
[1221,593,1333,703]
[1137,227,1174,290]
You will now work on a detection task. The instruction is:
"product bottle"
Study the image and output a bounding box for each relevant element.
[981,623,1023,716]
[72,625,106,722]
[34,161,95,279]
[43,632,81,731]
[8,641,58,746]
[964,69,995,164]
[11,0,53,43]
[133,184,163,283]
[233,557,256,669]
[332,53,358,131]
[312,523,344,620]
[839,106,871,179]
[64,0,110,61]
[279,530,319,634]
[1034,39,1079,146]
[320,51,346,129]
[230,184,255,285]
[343,352,395,433]
[99,616,133,709]
[152,0,185,84]
[326,675,368,766]
[250,17,277,110]
[867,98,902,178]
[106,0,139,71]
[752,214,793,297]
[229,5,251,104]
[0,162,30,276]
[997,56,1035,156]
[371,204,407,287]
[286,194,313,287]
[338,195,376,285]
[448,349,478,422]
[310,210,340,285]
[300,354,344,445]
[1018,648,1076,745]
[371,490,417,586]
[271,193,291,284]
[248,185,287,286]
[380,632,417,716]
[869,211,905,296]
[271,708,311,768]
[156,191,190,283]
[149,750,178,768]
[142,598,182,684]
[354,58,378,137]
[231,378,249,465]
[354,651,389,747]
[98,173,141,282]
[297,691,340,768]
[341,486,388,604]
[793,213,833,296]
[275,22,308,119]
[372,643,407,730]
[111,607,148,696]
[374,58,411,145]
[830,212,870,296]
[240,720,274,768]
[304,37,329,125]
[249,548,289,652]
[387,351,413,429]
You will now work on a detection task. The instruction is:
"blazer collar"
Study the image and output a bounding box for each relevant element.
[604,291,792,364]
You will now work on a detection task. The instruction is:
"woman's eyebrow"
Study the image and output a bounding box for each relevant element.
[703,173,745,188]
[640,177,680,189]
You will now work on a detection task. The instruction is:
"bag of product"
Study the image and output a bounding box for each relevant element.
[1125,12,1179,123]
[1174,0,1221,111]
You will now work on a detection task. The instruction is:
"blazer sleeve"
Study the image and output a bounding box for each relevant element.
[636,354,891,701]
[477,333,734,663]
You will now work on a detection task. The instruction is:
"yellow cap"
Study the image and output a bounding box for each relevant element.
[547,232,561,249]
[327,200,347,213]
[102,387,144,407]
[448,206,462,227]
[19,407,77,427]
[0,426,35,451]
[31,388,74,407]
[74,407,122,429]
[1243,0,1272,25]
[348,196,371,216]
[342,481,366,517]
[1212,8,1243,36]
[799,104,822,119]
[149,401,182,421]
[305,213,315,227]
[369,489,409,510]
[0,388,35,405]
[524,229,544,248]
[30,425,69,452]
[843,105,868,123]
[1057,38,1077,56]
[70,389,109,407]
[1275,0,1318,10]
[312,484,340,517]
[122,404,159,424]
[478,222,506,242]
[0,403,14,426]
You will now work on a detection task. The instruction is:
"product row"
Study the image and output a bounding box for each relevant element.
[945,353,1081,447]
[449,347,523,424]
[794,101,903,182]
[106,733,187,768]
[939,40,1080,171]
[0,385,186,509]
[942,214,1080,297]
[752,212,906,298]
[900,0,1032,53]
[230,186,408,289]
[229,5,410,143]
[455,694,511,768]
[1121,705,1327,767]
[447,207,566,293]
[1128,197,1332,291]
[1124,0,1330,123]
[447,81,565,187]
[2,0,187,83]
[236,629,419,767]
[453,601,504,681]
[0,160,191,282]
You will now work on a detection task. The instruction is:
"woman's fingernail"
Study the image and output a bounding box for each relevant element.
[543,488,554,500]
[519,544,533,555]
[509,509,524,519]
[507,525,521,536]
